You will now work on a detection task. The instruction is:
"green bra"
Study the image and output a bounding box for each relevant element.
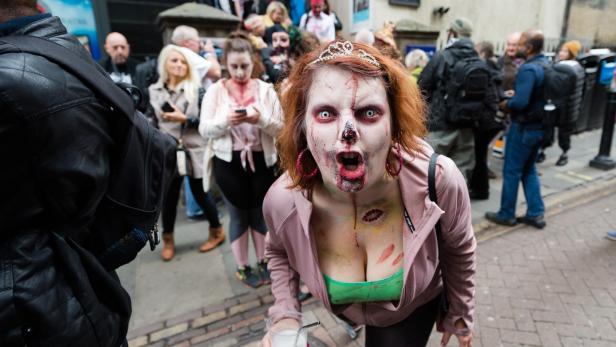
[323,268,404,305]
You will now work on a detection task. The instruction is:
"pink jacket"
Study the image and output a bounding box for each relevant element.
[263,141,476,336]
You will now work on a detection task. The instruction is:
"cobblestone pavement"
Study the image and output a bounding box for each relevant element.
[128,189,616,347]
[120,129,616,331]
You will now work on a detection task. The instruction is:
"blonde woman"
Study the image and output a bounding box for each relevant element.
[263,1,292,29]
[149,45,225,261]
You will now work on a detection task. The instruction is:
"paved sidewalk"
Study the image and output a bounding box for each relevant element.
[127,184,616,347]
[118,128,616,343]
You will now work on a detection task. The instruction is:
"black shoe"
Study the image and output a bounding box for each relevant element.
[536,151,546,163]
[556,153,568,166]
[469,190,489,200]
[485,212,516,226]
[236,266,262,288]
[256,260,271,285]
[517,215,546,229]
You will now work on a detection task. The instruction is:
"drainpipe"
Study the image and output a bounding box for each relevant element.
[560,0,573,44]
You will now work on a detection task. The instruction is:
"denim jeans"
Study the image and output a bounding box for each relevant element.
[184,176,204,218]
[498,122,545,219]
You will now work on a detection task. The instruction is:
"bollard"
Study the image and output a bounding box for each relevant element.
[589,86,616,170]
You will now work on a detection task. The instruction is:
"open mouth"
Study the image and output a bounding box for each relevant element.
[336,151,365,180]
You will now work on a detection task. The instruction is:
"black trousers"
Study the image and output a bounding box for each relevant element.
[364,295,440,347]
[161,175,221,233]
[212,151,276,209]
[470,127,502,195]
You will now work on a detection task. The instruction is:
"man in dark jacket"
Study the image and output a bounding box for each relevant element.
[486,29,548,229]
[0,1,130,346]
[99,31,139,84]
[418,17,477,180]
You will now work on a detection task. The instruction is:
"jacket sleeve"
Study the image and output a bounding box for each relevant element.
[257,84,284,138]
[418,53,442,102]
[436,156,476,337]
[507,65,536,111]
[260,48,282,84]
[199,83,230,139]
[263,190,302,324]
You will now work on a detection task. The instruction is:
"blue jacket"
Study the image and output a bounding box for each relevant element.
[507,54,547,123]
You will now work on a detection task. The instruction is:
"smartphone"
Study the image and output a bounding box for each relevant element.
[235,108,247,115]
[161,101,174,113]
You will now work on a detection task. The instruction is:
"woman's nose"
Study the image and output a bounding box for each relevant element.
[340,120,358,144]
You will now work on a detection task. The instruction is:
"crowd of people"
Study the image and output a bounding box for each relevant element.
[1,0,601,346]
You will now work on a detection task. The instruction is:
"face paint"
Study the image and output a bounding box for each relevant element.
[376,244,395,264]
[341,121,357,144]
[362,209,385,224]
[391,252,403,266]
[305,66,392,194]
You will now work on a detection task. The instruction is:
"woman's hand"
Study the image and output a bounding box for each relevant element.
[228,108,247,126]
[261,318,300,347]
[243,105,261,125]
[440,319,473,347]
[162,104,187,123]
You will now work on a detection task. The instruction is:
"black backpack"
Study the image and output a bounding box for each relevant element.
[537,62,577,111]
[1,36,177,270]
[520,61,576,125]
[439,50,497,127]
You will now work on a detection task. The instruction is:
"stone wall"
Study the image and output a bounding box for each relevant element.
[331,0,567,54]
[567,0,616,48]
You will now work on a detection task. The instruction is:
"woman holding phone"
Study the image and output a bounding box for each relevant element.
[200,32,283,288]
[149,44,225,261]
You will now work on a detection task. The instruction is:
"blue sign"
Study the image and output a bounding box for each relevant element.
[37,0,100,59]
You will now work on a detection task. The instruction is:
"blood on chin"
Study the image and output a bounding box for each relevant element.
[334,161,367,192]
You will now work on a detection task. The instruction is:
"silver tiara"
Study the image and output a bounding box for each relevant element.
[309,41,380,67]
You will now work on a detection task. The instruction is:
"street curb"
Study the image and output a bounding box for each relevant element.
[127,170,616,347]
[474,171,616,243]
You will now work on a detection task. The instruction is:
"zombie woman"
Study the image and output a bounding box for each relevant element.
[262,41,476,346]
[199,32,283,288]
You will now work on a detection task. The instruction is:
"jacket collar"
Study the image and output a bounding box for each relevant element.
[525,53,546,64]
[0,13,51,36]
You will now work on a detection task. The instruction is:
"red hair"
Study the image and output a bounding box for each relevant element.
[278,41,427,190]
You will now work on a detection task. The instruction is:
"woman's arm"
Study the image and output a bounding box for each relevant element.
[263,187,302,324]
[435,155,477,337]
[199,83,231,139]
[256,83,284,137]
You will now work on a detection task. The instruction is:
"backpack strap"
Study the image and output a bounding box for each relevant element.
[0,36,134,119]
[428,152,449,313]
[428,152,442,238]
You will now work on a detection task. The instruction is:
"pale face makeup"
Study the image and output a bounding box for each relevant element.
[305,65,392,194]
[226,51,253,84]
[272,32,290,49]
[165,50,188,80]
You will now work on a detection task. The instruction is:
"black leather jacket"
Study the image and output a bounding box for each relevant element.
[0,17,129,346]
